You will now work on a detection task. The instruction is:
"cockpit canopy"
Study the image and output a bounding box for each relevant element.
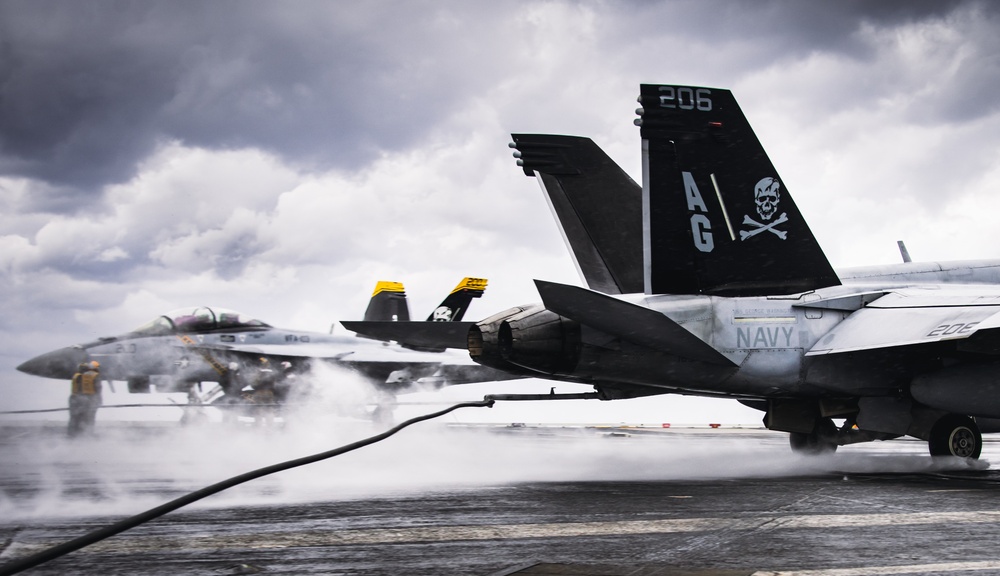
[131,306,271,336]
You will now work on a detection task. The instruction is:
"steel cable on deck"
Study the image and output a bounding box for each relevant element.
[0,403,287,414]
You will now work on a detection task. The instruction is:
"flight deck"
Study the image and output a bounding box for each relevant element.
[2,421,1000,575]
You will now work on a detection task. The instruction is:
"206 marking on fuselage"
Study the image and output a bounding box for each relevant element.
[927,322,979,337]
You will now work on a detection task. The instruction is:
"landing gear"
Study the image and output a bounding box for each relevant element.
[789,418,838,455]
[127,375,151,393]
[370,405,392,426]
[180,383,209,426]
[370,393,398,426]
[928,414,981,459]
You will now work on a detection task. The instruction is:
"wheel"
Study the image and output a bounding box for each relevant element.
[789,418,838,455]
[929,415,981,459]
[127,376,151,393]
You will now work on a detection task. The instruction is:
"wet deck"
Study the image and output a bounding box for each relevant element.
[2,422,1000,575]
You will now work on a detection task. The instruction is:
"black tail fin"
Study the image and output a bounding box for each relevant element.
[363,281,411,322]
[426,277,487,321]
[636,84,840,296]
[510,134,643,295]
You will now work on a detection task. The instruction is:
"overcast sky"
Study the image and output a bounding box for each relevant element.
[2,0,999,423]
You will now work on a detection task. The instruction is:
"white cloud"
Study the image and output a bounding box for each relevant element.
[4,0,1000,424]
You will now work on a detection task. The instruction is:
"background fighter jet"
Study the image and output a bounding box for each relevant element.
[18,277,509,409]
[346,84,1000,459]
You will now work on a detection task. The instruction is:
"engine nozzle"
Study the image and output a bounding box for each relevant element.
[468,304,580,375]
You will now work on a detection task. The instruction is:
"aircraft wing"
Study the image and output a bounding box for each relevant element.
[411,363,527,386]
[182,339,514,388]
[319,348,520,389]
[171,339,464,363]
[535,280,736,366]
[339,321,473,350]
[805,289,1000,356]
[185,342,361,359]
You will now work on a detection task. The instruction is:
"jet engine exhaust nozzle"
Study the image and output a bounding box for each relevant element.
[496,307,581,375]
[468,306,526,374]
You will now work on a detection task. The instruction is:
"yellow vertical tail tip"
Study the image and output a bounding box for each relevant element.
[371,281,406,297]
[452,277,488,294]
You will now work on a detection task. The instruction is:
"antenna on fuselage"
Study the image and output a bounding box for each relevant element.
[897,240,912,263]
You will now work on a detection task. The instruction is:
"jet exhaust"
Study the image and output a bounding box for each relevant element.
[468,304,581,375]
[498,306,580,374]
[468,306,523,371]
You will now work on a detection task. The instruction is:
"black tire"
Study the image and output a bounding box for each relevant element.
[789,418,838,455]
[928,414,981,459]
[127,376,151,394]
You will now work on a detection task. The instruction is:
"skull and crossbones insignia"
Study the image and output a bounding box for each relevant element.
[740,177,787,241]
[432,306,454,322]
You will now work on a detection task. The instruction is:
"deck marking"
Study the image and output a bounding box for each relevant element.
[7,510,1000,557]
[752,560,1000,575]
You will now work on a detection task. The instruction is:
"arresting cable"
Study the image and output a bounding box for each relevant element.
[0,403,289,415]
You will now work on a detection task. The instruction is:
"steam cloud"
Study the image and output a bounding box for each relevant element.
[0,403,991,523]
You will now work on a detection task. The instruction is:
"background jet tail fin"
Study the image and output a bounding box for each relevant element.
[636,84,840,296]
[426,277,488,322]
[510,134,643,295]
[363,281,411,322]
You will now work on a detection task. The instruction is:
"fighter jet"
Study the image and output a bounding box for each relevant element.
[17,277,509,407]
[345,84,1000,459]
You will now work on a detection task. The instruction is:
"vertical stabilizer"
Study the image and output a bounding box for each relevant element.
[363,281,411,322]
[636,84,840,296]
[426,277,488,321]
[510,134,643,294]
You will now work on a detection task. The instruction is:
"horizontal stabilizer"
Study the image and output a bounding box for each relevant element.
[511,134,643,294]
[340,321,473,350]
[534,280,734,366]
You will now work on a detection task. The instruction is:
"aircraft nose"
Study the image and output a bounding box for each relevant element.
[17,347,89,379]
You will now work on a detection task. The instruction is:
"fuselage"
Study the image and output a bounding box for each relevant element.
[16,306,467,390]
[474,259,1000,407]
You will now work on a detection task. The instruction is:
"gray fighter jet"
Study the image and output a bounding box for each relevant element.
[18,277,509,407]
[345,84,1000,459]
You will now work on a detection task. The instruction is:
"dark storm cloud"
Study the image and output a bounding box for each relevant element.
[2,0,997,205]
[1,2,184,189]
[618,0,1000,121]
[0,1,502,198]
[624,0,975,56]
